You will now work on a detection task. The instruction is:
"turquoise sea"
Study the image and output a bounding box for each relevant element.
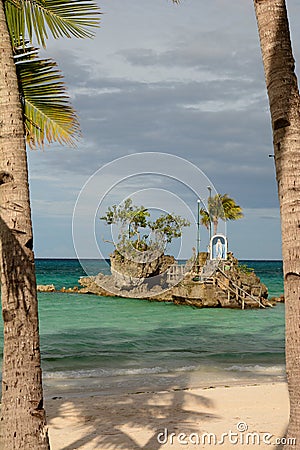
[0,260,285,397]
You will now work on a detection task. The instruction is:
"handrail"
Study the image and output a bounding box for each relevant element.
[217,268,265,308]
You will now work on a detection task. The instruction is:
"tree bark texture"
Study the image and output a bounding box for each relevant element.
[0,1,50,448]
[254,1,300,447]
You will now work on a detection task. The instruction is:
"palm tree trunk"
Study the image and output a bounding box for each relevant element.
[0,2,50,449]
[213,219,218,235]
[254,1,300,446]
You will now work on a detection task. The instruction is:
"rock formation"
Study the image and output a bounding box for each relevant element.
[77,252,272,309]
[37,284,55,292]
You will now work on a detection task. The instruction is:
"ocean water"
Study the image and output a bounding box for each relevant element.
[0,260,285,397]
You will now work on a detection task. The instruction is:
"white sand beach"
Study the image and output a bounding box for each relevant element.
[47,381,289,450]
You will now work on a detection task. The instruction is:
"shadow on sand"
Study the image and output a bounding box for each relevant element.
[46,374,218,450]
[45,373,289,450]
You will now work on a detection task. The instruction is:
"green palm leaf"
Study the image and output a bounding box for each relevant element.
[16,57,80,147]
[221,194,244,220]
[199,208,210,229]
[5,0,100,47]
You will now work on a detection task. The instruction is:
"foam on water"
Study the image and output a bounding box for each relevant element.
[224,364,285,374]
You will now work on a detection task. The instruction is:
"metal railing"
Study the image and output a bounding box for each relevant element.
[217,268,265,309]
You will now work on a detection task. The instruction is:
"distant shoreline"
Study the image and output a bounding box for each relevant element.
[34,257,284,262]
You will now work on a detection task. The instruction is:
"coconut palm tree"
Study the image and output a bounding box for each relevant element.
[200,193,243,235]
[0,1,99,448]
[253,1,300,446]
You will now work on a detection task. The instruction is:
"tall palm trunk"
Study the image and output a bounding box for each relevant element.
[0,2,50,449]
[254,1,300,446]
[213,219,218,235]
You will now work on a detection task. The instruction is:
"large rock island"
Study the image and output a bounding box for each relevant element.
[77,251,274,309]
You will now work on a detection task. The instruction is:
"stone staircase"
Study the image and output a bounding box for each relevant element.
[216,268,266,309]
[199,259,266,309]
[199,259,220,281]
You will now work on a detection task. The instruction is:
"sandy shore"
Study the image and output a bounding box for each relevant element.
[46,381,289,450]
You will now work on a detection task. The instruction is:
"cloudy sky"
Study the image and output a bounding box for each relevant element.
[27,0,300,260]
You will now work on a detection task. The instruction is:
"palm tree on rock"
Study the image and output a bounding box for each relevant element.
[0,1,100,449]
[200,193,243,235]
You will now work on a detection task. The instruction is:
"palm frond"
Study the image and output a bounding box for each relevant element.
[6,0,21,7]
[13,40,39,60]
[199,208,210,229]
[221,194,244,220]
[16,57,81,147]
[5,0,100,48]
